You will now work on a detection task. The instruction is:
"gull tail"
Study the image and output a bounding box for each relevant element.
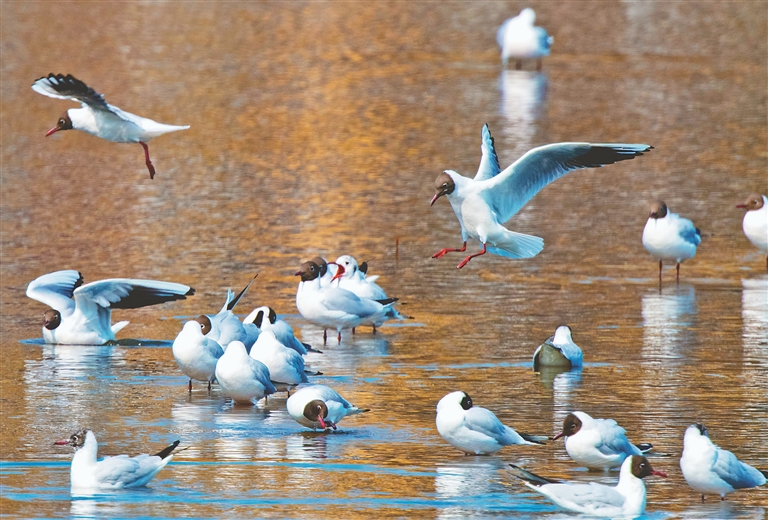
[487,230,544,259]
[520,433,548,445]
[112,321,130,334]
[509,464,559,487]
[635,443,653,453]
[153,440,181,459]
[348,407,371,415]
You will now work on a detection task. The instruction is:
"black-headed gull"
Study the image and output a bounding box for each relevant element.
[431,124,651,268]
[214,340,276,404]
[32,73,189,179]
[286,384,369,430]
[554,411,653,470]
[680,423,767,501]
[533,325,583,370]
[497,8,553,70]
[54,430,184,489]
[510,455,666,517]
[642,200,701,282]
[172,320,224,392]
[737,193,768,271]
[244,305,318,355]
[26,270,194,345]
[249,330,309,393]
[198,275,258,349]
[435,391,545,455]
[295,261,397,343]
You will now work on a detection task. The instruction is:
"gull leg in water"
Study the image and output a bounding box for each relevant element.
[457,244,488,269]
[676,262,681,282]
[432,242,467,259]
[140,141,156,179]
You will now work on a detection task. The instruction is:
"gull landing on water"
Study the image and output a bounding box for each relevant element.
[430,124,652,269]
[32,73,189,179]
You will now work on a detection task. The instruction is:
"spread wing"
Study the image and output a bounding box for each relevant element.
[74,278,194,310]
[26,270,83,316]
[712,447,767,489]
[32,73,110,111]
[482,143,652,223]
[474,124,502,181]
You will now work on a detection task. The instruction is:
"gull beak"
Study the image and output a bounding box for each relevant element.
[430,193,441,207]
[53,439,70,445]
[651,469,668,478]
[45,127,60,137]
[318,416,327,429]
[552,432,565,441]
[294,270,302,276]
[736,204,747,209]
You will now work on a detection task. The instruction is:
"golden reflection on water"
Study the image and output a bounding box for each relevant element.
[1,0,767,518]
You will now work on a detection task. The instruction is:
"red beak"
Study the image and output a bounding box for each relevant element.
[54,439,70,445]
[651,469,667,478]
[317,416,327,429]
[430,193,440,206]
[45,127,60,137]
[331,266,345,281]
[294,270,302,276]
[552,432,565,441]
[736,204,747,209]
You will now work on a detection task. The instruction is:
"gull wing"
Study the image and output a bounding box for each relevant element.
[711,447,767,490]
[474,124,502,181]
[463,406,531,445]
[482,143,652,224]
[321,288,380,319]
[26,270,83,317]
[74,278,194,310]
[32,73,111,111]
[594,418,641,457]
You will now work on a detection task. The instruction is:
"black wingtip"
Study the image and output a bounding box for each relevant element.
[635,443,653,453]
[227,274,258,311]
[376,297,399,305]
[761,470,768,479]
[185,287,196,296]
[74,272,85,291]
[508,463,558,485]
[153,440,180,459]
[521,433,548,445]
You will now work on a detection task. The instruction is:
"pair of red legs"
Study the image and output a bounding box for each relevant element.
[657,260,682,284]
[432,242,487,269]
[322,330,342,345]
[139,141,156,179]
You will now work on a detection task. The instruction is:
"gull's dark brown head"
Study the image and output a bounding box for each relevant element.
[303,399,329,428]
[553,413,582,440]
[630,455,667,479]
[295,261,322,282]
[736,193,764,211]
[431,171,456,206]
[43,309,61,330]
[54,429,87,448]
[310,256,328,276]
[649,201,668,219]
[194,315,212,335]
[46,111,73,136]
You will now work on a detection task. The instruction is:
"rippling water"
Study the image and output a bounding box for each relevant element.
[1,1,766,518]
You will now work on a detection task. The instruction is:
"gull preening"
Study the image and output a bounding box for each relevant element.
[198,275,258,349]
[532,325,583,370]
[554,411,653,470]
[54,430,184,490]
[510,455,666,517]
[430,124,651,268]
[26,269,194,345]
[497,8,553,70]
[286,384,369,430]
[435,391,545,455]
[737,193,768,271]
[680,423,767,501]
[215,340,276,404]
[642,200,701,282]
[245,305,314,355]
[32,73,189,179]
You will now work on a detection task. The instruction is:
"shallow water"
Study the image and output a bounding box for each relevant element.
[1,1,767,518]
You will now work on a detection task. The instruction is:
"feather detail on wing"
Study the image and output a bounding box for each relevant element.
[474,124,502,181]
[26,270,84,315]
[712,447,768,489]
[484,142,652,223]
[32,74,110,111]
[74,279,194,310]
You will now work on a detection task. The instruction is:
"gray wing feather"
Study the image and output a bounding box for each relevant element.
[32,74,110,111]
[712,448,767,489]
[484,143,652,224]
[74,279,193,309]
[322,289,379,318]
[94,454,162,487]
[464,407,527,445]
[26,270,83,315]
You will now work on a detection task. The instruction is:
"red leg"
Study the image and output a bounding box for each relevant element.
[457,244,487,269]
[432,242,467,259]
[658,260,663,282]
[337,331,341,343]
[352,327,356,335]
[140,141,156,179]
[188,379,192,392]
[676,262,680,282]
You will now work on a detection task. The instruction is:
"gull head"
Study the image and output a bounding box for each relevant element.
[303,399,330,428]
[736,193,764,211]
[630,455,667,479]
[649,200,668,219]
[43,309,61,330]
[54,429,88,449]
[431,171,456,206]
[46,111,73,137]
[553,412,582,440]
[295,261,322,282]
[194,315,212,335]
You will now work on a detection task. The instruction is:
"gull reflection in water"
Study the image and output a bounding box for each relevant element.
[741,278,768,358]
[499,70,548,145]
[435,457,507,519]
[641,284,697,361]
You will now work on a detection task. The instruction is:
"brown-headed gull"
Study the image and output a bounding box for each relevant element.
[172,320,224,392]
[510,455,666,517]
[497,8,553,70]
[54,430,184,490]
[286,384,369,431]
[554,411,653,470]
[32,73,189,179]
[737,193,768,271]
[680,423,767,501]
[197,275,258,349]
[430,124,651,268]
[642,200,701,282]
[436,391,546,455]
[26,269,193,345]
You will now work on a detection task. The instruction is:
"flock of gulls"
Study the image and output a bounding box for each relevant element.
[23,6,768,517]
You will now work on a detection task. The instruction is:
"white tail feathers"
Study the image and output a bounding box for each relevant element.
[487,230,544,259]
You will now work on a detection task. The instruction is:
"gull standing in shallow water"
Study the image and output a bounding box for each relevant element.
[554,411,653,470]
[737,193,768,271]
[497,8,553,70]
[26,269,194,345]
[510,455,666,517]
[215,341,276,404]
[642,200,701,282]
[54,430,184,490]
[680,423,767,501]
[32,73,189,179]
[430,124,651,268]
[286,384,369,430]
[435,391,546,455]
[172,320,224,392]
